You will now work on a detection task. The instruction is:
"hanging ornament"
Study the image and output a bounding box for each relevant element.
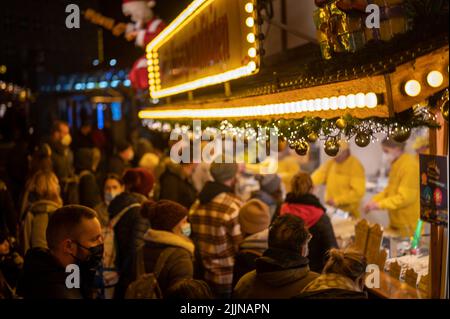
[336,118,347,130]
[440,90,449,122]
[355,132,371,147]
[295,140,310,156]
[278,138,288,152]
[307,132,319,143]
[391,126,412,143]
[325,138,340,157]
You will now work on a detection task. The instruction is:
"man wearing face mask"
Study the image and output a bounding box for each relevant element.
[18,205,104,299]
[312,141,366,218]
[233,214,319,299]
[108,141,135,177]
[364,138,420,237]
[48,121,77,204]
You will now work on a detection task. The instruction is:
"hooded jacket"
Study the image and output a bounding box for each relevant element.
[108,192,148,299]
[233,248,318,299]
[21,200,62,254]
[157,158,197,209]
[75,148,101,209]
[280,193,338,272]
[142,229,195,295]
[372,153,420,237]
[232,229,269,288]
[17,248,92,299]
[312,155,366,218]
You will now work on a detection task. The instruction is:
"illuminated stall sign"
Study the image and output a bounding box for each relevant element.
[146,0,260,99]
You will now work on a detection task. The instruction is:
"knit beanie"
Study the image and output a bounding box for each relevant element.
[239,199,271,235]
[123,168,155,196]
[141,200,188,231]
[210,162,238,183]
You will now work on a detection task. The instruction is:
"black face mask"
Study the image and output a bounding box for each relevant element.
[72,241,104,271]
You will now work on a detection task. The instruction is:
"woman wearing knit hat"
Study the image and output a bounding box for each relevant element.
[140,200,195,296]
[232,199,271,288]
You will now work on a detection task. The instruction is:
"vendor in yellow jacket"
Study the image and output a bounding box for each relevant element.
[312,141,366,218]
[364,138,420,237]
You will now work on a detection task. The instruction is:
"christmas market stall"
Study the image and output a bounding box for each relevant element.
[138,0,449,299]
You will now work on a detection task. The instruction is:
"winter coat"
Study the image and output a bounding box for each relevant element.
[190,181,242,297]
[232,229,268,288]
[233,248,319,299]
[108,192,148,299]
[21,200,62,254]
[372,153,420,237]
[49,141,77,204]
[93,201,109,228]
[108,154,130,177]
[157,158,197,209]
[312,155,366,218]
[75,148,102,209]
[142,229,195,296]
[0,180,17,237]
[280,193,338,272]
[17,248,95,299]
[296,273,368,299]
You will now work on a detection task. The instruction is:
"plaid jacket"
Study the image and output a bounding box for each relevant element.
[190,192,243,295]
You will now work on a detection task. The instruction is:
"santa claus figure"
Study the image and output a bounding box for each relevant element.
[122,0,166,90]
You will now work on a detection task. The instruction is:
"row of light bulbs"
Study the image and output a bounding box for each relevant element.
[403,69,447,97]
[145,0,260,99]
[139,92,379,119]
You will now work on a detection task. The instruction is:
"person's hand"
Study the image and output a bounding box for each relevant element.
[364,201,380,212]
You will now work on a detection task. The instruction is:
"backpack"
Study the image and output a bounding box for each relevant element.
[101,203,141,298]
[124,246,176,299]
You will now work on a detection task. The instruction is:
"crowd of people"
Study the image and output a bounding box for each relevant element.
[0,119,420,299]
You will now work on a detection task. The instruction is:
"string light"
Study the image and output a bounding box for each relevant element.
[139,92,381,120]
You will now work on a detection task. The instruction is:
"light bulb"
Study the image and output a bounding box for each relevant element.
[404,80,421,97]
[427,71,444,88]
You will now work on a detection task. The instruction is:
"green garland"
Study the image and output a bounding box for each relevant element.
[143,105,440,156]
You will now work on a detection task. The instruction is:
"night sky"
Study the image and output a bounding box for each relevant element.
[0,0,192,89]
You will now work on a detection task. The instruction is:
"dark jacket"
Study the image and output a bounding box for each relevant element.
[49,141,77,204]
[0,180,17,237]
[158,159,197,209]
[281,193,338,272]
[75,148,102,209]
[295,288,368,299]
[142,229,195,296]
[17,248,94,299]
[108,154,130,177]
[108,192,148,299]
[232,229,268,288]
[233,248,319,299]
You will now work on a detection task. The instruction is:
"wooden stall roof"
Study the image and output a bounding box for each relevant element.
[140,32,448,121]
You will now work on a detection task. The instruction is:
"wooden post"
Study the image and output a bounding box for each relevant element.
[428,109,448,299]
[224,82,231,97]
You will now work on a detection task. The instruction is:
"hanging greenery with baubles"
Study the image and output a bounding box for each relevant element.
[142,104,439,157]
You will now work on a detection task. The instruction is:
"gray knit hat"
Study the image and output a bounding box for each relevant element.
[210,162,238,183]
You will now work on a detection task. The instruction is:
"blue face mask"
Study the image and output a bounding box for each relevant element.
[181,223,192,237]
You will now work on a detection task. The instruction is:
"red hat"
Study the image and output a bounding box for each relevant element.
[123,168,155,196]
[141,200,188,231]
